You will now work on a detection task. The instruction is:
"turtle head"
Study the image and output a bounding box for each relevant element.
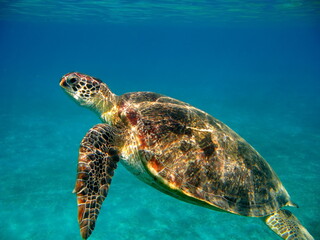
[60,72,116,112]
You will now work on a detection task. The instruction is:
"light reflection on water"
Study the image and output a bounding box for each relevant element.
[0,0,319,24]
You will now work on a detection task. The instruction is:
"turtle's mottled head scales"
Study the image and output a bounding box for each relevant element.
[60,72,116,112]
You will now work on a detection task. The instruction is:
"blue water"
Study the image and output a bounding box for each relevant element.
[1,1,320,240]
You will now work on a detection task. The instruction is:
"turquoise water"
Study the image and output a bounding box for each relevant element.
[1,1,320,240]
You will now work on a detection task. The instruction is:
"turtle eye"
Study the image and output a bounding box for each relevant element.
[68,77,78,84]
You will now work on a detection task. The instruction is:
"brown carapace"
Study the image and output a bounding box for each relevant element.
[60,72,314,240]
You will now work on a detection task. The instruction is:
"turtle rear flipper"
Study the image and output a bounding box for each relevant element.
[74,124,121,239]
[264,209,314,240]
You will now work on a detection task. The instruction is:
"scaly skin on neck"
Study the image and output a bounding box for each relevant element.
[92,84,118,124]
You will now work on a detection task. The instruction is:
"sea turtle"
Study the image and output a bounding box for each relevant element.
[60,72,314,240]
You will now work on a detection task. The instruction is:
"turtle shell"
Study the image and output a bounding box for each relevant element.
[118,92,292,217]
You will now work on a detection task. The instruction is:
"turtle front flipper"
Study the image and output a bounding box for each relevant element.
[74,124,121,239]
[264,209,314,240]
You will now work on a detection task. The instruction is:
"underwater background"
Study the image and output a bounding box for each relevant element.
[0,1,319,239]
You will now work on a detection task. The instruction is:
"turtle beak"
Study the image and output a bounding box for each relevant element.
[59,75,77,98]
[60,73,79,92]
[59,77,68,88]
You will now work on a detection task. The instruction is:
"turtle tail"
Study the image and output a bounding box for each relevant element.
[263,209,314,240]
